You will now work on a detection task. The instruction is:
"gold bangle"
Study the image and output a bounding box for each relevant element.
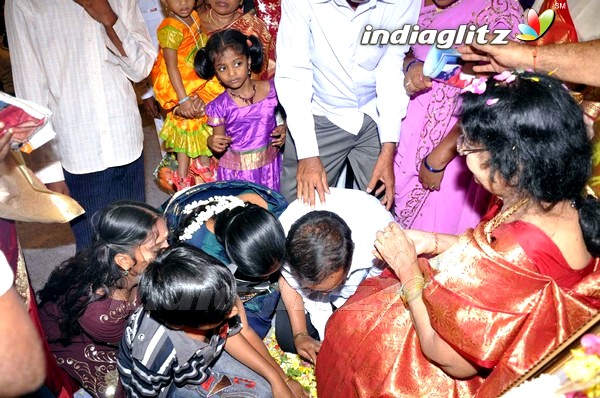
[400,275,425,305]
[433,232,439,254]
[284,375,293,385]
[293,331,310,341]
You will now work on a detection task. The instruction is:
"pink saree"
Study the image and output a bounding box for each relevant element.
[394,0,522,234]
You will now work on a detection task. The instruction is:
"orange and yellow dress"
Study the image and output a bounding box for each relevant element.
[151,11,224,158]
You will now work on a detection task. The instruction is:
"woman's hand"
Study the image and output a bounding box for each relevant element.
[0,123,12,162]
[271,124,286,147]
[271,380,293,398]
[418,159,445,191]
[207,134,231,154]
[287,379,309,397]
[294,334,321,365]
[402,229,437,256]
[404,62,433,96]
[374,222,420,280]
[176,100,197,119]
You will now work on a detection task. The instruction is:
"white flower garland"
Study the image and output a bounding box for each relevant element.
[179,196,246,241]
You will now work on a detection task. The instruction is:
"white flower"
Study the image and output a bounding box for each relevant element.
[179,196,246,241]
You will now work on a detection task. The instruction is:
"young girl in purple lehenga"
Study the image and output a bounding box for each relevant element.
[195,28,285,191]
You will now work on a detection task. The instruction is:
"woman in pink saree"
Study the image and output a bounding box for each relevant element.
[394,0,522,234]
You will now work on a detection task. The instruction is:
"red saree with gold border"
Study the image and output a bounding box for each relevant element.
[316,219,600,397]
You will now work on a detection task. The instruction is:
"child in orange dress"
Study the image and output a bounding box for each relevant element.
[151,0,223,190]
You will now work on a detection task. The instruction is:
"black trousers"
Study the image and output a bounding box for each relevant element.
[64,155,145,252]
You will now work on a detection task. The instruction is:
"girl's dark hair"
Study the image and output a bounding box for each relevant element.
[139,244,237,328]
[286,211,354,288]
[214,204,286,278]
[38,201,162,345]
[460,72,600,256]
[194,28,263,80]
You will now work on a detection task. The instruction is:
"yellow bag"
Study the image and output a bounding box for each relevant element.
[0,151,84,223]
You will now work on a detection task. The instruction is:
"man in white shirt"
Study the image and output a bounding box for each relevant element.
[275,0,419,210]
[6,0,157,251]
[276,188,393,363]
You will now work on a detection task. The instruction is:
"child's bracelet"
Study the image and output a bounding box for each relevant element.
[293,331,310,342]
[178,95,190,105]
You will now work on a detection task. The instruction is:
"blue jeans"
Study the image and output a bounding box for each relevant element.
[171,352,272,398]
[244,291,280,339]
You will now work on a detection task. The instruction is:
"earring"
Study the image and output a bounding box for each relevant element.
[122,269,129,276]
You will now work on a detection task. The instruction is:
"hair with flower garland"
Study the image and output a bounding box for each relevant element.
[460,71,600,256]
[177,196,286,278]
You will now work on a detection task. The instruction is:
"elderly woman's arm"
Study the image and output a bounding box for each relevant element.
[405,294,479,378]
[375,222,478,378]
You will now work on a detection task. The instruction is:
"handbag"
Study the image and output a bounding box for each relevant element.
[0,150,84,223]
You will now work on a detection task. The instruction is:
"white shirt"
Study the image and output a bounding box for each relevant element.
[0,251,14,297]
[278,188,394,337]
[5,0,157,178]
[275,0,419,160]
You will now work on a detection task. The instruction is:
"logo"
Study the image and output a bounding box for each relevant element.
[361,25,512,49]
[516,9,555,41]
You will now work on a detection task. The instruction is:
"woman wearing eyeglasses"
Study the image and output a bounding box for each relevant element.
[316,72,600,397]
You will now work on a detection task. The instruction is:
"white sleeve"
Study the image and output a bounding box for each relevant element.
[103,0,158,83]
[374,2,419,143]
[274,0,318,159]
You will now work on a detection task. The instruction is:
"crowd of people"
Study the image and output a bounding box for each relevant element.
[1,0,599,397]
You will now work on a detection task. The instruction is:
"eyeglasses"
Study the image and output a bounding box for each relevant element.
[457,134,487,156]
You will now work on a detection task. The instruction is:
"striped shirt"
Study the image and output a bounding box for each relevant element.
[5,0,157,180]
[118,309,242,397]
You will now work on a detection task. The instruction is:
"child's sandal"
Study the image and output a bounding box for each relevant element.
[172,171,193,191]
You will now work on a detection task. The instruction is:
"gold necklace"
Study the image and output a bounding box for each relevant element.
[173,13,202,50]
[229,83,256,106]
[112,288,131,302]
[484,198,529,241]
[207,9,237,32]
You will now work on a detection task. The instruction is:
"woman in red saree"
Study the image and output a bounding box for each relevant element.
[316,72,600,397]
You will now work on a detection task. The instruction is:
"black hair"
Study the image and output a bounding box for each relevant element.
[38,201,163,345]
[139,244,237,328]
[460,71,600,256]
[194,28,263,80]
[214,204,286,278]
[286,211,354,288]
[177,200,286,278]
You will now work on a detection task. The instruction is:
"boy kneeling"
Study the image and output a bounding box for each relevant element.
[118,244,305,397]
